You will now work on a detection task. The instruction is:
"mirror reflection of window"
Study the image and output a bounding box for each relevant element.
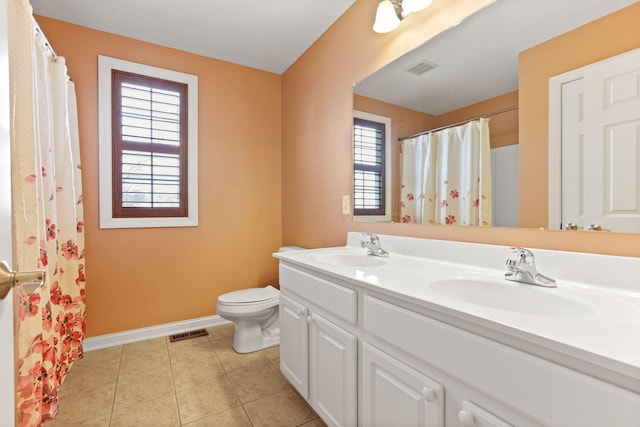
[353,111,391,222]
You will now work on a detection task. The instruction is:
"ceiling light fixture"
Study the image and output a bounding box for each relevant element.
[373,0,433,34]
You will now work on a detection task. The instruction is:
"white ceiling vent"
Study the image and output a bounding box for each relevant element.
[406,60,438,76]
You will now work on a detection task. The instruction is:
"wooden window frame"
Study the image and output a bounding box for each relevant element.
[353,111,391,222]
[98,56,198,229]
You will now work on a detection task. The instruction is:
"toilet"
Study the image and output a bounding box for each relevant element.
[216,246,303,353]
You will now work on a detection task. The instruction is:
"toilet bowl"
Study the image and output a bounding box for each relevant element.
[216,246,303,353]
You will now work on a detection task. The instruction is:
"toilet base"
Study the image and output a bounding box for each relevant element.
[232,319,280,354]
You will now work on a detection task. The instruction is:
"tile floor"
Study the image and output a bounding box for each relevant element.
[46,324,326,427]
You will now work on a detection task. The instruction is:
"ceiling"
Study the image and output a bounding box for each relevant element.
[30,0,356,74]
[354,0,637,115]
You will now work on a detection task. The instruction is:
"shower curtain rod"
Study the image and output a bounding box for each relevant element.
[398,105,519,141]
[32,16,57,58]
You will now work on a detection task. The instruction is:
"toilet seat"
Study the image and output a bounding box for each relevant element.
[218,285,279,306]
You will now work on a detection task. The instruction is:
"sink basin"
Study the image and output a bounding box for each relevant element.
[311,253,389,267]
[428,278,594,317]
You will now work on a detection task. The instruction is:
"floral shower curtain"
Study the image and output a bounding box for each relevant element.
[400,118,492,226]
[8,1,86,425]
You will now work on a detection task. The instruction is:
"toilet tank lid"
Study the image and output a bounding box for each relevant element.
[218,285,279,304]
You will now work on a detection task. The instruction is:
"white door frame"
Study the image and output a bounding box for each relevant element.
[0,0,16,424]
[548,67,585,230]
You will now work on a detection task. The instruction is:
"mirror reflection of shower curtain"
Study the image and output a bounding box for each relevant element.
[400,118,492,226]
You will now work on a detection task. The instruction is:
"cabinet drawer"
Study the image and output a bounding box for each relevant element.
[280,264,357,325]
[363,295,640,427]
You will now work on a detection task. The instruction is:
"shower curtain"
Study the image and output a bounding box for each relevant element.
[400,118,492,226]
[9,1,86,425]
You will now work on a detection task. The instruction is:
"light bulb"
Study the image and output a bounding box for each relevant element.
[373,0,401,33]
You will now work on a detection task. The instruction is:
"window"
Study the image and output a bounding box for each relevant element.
[99,56,198,228]
[353,111,391,221]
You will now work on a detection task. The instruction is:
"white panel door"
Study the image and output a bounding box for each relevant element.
[583,49,640,232]
[0,0,15,423]
[557,49,640,232]
[362,343,444,427]
[279,294,309,398]
[309,313,357,427]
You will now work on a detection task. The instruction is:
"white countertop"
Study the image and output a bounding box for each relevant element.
[274,232,640,392]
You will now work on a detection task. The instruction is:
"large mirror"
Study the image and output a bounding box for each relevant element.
[353,0,639,233]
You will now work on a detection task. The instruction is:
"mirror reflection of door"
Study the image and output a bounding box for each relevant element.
[558,49,640,233]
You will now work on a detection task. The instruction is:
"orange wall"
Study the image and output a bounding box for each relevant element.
[434,91,518,149]
[35,17,283,337]
[282,0,640,257]
[519,3,640,229]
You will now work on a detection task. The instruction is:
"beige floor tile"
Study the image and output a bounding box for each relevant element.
[45,409,112,427]
[171,355,227,391]
[110,395,180,427]
[49,333,324,427]
[121,337,168,362]
[58,346,123,397]
[118,350,171,378]
[169,340,217,365]
[58,383,116,422]
[183,406,252,426]
[213,337,269,370]
[114,369,175,409]
[79,345,123,365]
[58,360,120,398]
[168,334,211,350]
[243,388,317,427]
[298,418,328,427]
[207,323,234,341]
[261,345,280,362]
[226,358,290,403]
[176,377,240,424]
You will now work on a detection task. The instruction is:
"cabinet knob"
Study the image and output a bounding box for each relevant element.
[458,410,476,427]
[307,316,312,324]
[421,387,436,402]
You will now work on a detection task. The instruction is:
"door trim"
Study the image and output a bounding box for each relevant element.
[549,67,585,230]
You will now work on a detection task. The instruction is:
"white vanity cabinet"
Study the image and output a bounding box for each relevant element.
[276,243,640,427]
[279,264,358,427]
[364,295,640,427]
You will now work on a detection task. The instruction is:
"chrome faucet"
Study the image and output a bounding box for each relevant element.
[361,233,389,257]
[505,247,556,288]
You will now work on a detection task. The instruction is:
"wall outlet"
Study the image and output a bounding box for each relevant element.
[342,195,351,214]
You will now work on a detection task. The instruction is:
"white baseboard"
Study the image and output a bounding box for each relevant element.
[83,315,231,352]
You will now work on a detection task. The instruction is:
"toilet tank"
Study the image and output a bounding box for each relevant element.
[278,246,304,252]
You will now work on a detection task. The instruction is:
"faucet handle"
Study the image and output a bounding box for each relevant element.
[361,233,379,243]
[510,247,535,263]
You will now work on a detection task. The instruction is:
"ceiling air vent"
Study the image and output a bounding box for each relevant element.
[406,60,438,76]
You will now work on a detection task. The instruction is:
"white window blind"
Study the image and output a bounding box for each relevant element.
[119,81,182,208]
[113,71,187,217]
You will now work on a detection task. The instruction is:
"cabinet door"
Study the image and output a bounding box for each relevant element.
[309,313,357,427]
[362,344,444,427]
[279,294,309,398]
